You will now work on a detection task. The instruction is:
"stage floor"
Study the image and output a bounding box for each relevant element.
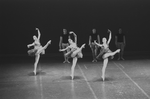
[0,57,150,99]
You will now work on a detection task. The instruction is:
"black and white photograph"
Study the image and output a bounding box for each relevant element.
[0,0,150,99]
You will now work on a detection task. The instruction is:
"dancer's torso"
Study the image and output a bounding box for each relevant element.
[116,33,125,42]
[62,33,69,43]
[34,40,41,49]
[69,43,78,51]
[90,33,98,42]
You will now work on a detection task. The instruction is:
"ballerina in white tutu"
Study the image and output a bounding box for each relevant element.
[59,31,85,80]
[27,28,51,75]
[95,29,120,81]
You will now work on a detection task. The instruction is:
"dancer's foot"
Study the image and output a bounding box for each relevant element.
[117,57,120,60]
[63,60,67,63]
[70,74,74,80]
[101,75,105,81]
[116,49,121,53]
[92,59,97,62]
[48,40,51,45]
[67,60,70,63]
[81,43,86,49]
[121,57,125,60]
[96,56,101,60]
[33,70,36,75]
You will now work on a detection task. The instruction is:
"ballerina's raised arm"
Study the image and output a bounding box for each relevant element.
[35,28,41,41]
[69,31,77,44]
[107,29,112,45]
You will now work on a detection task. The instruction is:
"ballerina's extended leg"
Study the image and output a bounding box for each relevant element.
[37,40,51,54]
[71,44,85,58]
[103,49,120,59]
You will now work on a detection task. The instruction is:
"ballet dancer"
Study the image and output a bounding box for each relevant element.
[89,29,100,62]
[115,28,126,60]
[59,31,85,80]
[59,29,71,63]
[95,29,120,81]
[27,28,51,75]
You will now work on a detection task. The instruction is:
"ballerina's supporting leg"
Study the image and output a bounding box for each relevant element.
[102,58,108,81]
[34,54,40,75]
[71,57,78,80]
[101,49,120,81]
[33,40,51,75]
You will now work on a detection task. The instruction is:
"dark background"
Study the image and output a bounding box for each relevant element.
[0,0,150,58]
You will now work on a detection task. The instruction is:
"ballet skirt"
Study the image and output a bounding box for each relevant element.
[66,47,83,58]
[28,49,37,56]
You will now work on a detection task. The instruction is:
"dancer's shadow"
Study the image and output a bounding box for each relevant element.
[92,77,114,82]
[61,76,84,80]
[28,70,46,76]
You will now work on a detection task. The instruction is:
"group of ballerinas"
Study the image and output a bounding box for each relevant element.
[27,28,120,81]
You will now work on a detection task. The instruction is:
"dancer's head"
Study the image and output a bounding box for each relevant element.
[68,39,73,44]
[102,37,107,43]
[119,28,122,34]
[92,29,96,34]
[33,35,37,40]
[63,29,67,34]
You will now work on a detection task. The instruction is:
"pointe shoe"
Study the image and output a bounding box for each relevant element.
[116,49,121,53]
[48,40,51,44]
[70,74,74,80]
[63,61,67,63]
[121,57,125,60]
[101,75,105,81]
[33,70,36,75]
[117,57,120,60]
[92,59,97,62]
[81,44,86,49]
[67,60,70,63]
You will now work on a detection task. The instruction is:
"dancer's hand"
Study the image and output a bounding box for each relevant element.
[108,29,111,33]
[94,40,97,44]
[69,31,74,34]
[35,28,39,30]
[83,43,86,48]
[27,45,30,48]
[59,49,62,52]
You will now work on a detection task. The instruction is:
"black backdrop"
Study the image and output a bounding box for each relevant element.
[0,0,150,56]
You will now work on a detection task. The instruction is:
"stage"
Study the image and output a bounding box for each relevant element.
[0,55,150,99]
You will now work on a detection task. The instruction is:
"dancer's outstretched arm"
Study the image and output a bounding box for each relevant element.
[27,43,34,48]
[59,46,70,52]
[94,41,102,47]
[107,29,112,44]
[70,31,77,44]
[36,28,41,41]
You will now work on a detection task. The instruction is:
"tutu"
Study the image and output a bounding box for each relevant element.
[65,47,83,58]
[27,49,37,56]
[71,48,83,58]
